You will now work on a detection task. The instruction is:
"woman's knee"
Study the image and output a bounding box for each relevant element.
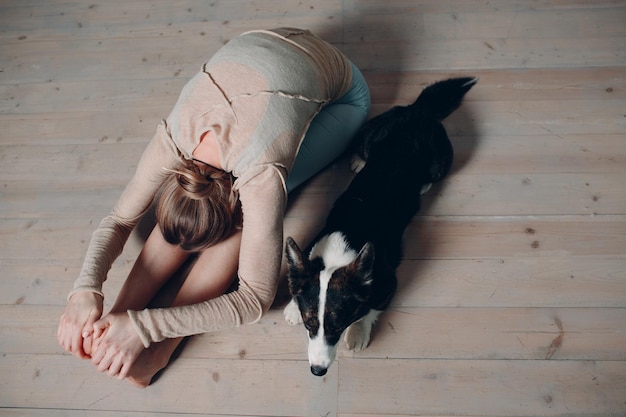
[286,62,370,192]
[172,229,242,306]
[334,61,371,114]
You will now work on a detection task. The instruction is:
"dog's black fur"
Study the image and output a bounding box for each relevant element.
[322,76,477,301]
[285,77,477,375]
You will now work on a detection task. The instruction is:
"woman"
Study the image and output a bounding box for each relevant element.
[57,28,370,387]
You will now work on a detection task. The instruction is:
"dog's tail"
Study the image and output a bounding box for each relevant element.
[411,77,478,120]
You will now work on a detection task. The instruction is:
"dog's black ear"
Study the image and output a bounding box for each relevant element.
[285,237,307,296]
[285,237,305,271]
[354,242,375,279]
[349,242,375,301]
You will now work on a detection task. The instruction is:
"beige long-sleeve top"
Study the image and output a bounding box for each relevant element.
[69,28,352,347]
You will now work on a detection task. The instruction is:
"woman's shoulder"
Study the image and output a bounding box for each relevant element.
[235,163,288,198]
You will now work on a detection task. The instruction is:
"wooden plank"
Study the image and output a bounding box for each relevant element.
[338,359,626,416]
[0,264,80,306]
[345,36,626,71]
[0,0,344,42]
[0,218,144,262]
[394,258,626,308]
[344,8,626,42]
[0,354,337,416]
[451,134,626,175]
[0,78,185,115]
[4,305,625,362]
[364,68,626,103]
[359,307,626,361]
[341,415,484,417]
[0,143,144,182]
[337,413,482,417]
[0,37,217,84]
[0,184,127,220]
[447,99,626,137]
[0,263,130,307]
[423,173,626,216]
[344,0,626,14]
[402,217,626,259]
[0,112,162,145]
[0,410,241,417]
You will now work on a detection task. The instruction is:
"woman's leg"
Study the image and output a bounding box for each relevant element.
[108,225,191,314]
[286,62,371,192]
[125,228,242,387]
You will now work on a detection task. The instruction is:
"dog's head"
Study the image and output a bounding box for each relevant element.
[285,233,374,376]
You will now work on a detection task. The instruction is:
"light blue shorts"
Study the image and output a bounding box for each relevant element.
[286,62,370,192]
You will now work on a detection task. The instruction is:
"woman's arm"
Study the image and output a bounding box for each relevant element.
[126,166,287,345]
[69,121,180,298]
[59,122,181,357]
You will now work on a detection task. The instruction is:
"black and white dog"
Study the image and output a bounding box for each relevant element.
[283,77,477,376]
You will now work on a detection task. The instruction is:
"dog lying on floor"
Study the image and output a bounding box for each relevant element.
[283,77,477,376]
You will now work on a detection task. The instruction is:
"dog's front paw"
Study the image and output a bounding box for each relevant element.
[344,321,372,352]
[350,155,367,173]
[283,298,303,326]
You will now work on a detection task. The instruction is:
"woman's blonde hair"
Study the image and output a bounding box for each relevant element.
[156,163,240,252]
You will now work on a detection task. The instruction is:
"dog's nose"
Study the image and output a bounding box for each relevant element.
[310,365,328,377]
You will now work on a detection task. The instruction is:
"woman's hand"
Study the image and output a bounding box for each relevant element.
[57,291,104,359]
[90,312,145,380]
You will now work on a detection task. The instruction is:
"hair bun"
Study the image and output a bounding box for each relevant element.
[156,163,240,251]
[163,164,236,204]
[175,169,213,200]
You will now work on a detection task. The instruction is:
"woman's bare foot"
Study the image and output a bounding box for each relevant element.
[125,345,170,388]
[125,337,185,388]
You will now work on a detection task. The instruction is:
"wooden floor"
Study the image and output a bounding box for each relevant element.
[1,1,625,416]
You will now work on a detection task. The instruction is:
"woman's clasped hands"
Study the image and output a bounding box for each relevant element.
[58,292,145,380]
[90,312,145,380]
[57,291,103,359]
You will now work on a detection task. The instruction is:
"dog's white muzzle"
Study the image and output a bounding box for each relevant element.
[308,334,337,376]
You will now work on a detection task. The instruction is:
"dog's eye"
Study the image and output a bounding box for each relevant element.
[324,329,342,346]
[303,317,319,336]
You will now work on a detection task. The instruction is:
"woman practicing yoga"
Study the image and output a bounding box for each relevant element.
[57,28,370,387]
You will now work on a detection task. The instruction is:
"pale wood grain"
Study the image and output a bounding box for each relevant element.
[0,411,241,417]
[1,0,625,416]
[338,359,626,416]
[394,258,626,308]
[0,354,337,416]
[402,217,626,258]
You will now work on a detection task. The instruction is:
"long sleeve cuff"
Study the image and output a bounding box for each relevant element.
[67,287,105,302]
[127,309,153,348]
